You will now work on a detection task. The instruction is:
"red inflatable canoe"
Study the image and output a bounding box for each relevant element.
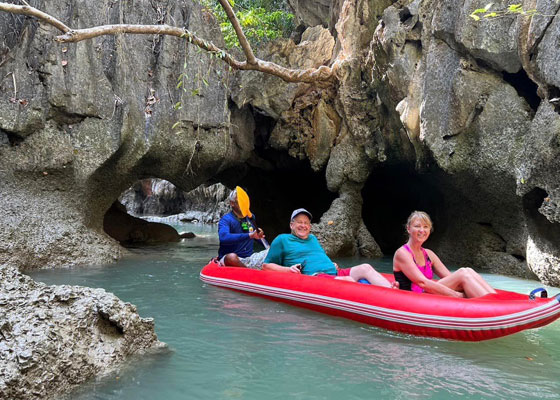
[200,260,560,341]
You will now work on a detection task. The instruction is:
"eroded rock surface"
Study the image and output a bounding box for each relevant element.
[0,0,253,269]
[1,1,560,397]
[0,265,163,400]
[366,0,560,283]
[0,1,558,279]
[0,1,239,398]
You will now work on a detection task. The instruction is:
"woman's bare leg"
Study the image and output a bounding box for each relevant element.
[438,268,495,298]
[465,267,496,293]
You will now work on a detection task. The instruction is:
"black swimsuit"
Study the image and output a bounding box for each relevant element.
[394,270,413,291]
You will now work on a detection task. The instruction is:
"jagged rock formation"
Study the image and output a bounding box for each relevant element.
[0,265,163,400]
[366,0,560,282]
[0,0,249,269]
[0,1,230,397]
[288,0,332,27]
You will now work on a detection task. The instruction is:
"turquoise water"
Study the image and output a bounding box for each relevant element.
[29,223,560,400]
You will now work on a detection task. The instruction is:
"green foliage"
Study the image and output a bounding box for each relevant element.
[172,1,292,128]
[201,0,294,48]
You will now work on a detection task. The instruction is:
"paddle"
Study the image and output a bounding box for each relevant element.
[236,186,270,249]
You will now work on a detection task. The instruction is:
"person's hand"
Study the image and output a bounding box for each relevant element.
[250,228,265,240]
[334,262,339,271]
[288,264,302,273]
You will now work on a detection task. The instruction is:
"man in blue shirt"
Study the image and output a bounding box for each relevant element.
[218,189,268,269]
[263,208,397,288]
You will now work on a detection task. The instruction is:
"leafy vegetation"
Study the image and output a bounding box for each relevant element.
[201,0,295,48]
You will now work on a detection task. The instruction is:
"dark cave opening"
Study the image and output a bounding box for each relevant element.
[548,85,560,99]
[361,164,446,255]
[0,128,24,146]
[252,106,278,148]
[100,103,338,246]
[214,107,337,241]
[398,7,412,23]
[502,69,541,112]
[102,155,336,246]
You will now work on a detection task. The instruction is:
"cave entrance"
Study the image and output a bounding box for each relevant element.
[361,164,446,255]
[103,179,228,245]
[205,105,338,240]
[118,179,228,222]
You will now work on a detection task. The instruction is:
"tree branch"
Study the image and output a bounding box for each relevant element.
[216,0,256,65]
[0,2,71,33]
[0,2,334,83]
[55,23,245,69]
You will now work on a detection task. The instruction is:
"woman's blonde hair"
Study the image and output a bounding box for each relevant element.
[406,211,433,233]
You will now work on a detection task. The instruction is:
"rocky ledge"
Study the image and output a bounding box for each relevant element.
[0,265,164,400]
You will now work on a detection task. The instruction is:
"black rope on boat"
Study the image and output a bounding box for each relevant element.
[529,288,548,300]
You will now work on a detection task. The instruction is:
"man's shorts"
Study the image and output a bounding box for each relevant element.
[219,249,269,270]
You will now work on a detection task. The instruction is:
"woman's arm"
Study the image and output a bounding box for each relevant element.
[426,249,452,279]
[394,249,463,298]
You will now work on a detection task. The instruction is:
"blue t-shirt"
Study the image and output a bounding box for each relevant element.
[218,212,255,258]
[264,234,337,275]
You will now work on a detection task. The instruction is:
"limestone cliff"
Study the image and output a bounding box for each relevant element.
[0,1,232,397]
[1,0,559,282]
[367,0,560,283]
[0,0,250,269]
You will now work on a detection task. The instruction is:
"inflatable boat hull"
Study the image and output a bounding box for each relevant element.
[200,261,560,341]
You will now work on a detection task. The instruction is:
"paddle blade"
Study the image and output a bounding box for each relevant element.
[236,186,252,218]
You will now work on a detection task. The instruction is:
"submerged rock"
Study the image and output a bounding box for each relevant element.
[0,265,164,400]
